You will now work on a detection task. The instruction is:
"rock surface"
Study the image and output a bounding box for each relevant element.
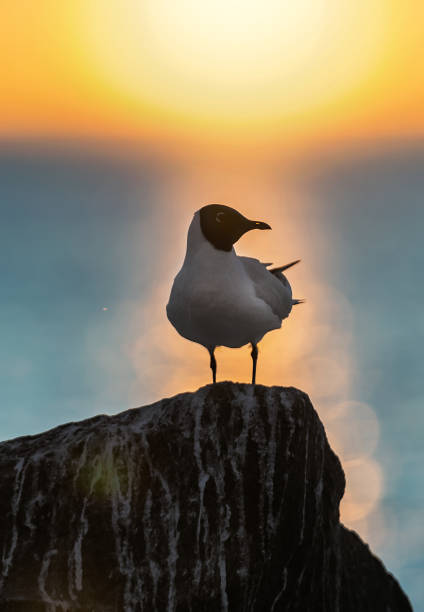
[0,383,412,611]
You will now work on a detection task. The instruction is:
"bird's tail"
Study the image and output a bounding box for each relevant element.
[292,298,305,305]
[269,259,300,274]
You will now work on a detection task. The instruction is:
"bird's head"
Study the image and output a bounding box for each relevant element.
[199,204,271,251]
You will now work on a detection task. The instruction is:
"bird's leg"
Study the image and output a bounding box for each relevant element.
[209,348,217,384]
[251,343,258,385]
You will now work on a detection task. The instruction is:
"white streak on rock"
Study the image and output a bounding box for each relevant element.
[270,567,288,611]
[38,548,71,610]
[142,431,180,612]
[230,387,256,605]
[143,488,161,606]
[314,436,326,516]
[24,491,44,534]
[272,390,297,530]
[193,394,209,587]
[219,552,229,612]
[71,499,88,595]
[300,426,310,543]
[0,457,27,591]
[68,436,92,600]
[209,414,229,612]
[105,429,144,611]
[265,389,278,540]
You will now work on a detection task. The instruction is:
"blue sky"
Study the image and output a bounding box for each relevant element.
[1,139,422,608]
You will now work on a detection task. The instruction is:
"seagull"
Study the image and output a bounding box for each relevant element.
[166,204,303,384]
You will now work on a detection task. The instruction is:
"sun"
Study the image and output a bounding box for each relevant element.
[83,0,387,134]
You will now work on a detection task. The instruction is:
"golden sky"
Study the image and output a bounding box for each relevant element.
[1,0,423,152]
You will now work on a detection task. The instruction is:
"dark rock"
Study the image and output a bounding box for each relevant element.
[0,383,412,611]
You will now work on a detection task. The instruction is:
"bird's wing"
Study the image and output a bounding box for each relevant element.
[240,257,293,320]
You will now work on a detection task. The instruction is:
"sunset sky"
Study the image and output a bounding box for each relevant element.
[1,1,423,608]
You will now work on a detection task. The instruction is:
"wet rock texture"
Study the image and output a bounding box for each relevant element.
[0,383,412,611]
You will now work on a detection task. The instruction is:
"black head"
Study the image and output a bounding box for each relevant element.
[199,204,271,251]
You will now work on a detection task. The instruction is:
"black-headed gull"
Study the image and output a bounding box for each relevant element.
[167,204,303,384]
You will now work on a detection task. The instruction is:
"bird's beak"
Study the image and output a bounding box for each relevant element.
[247,220,272,231]
[235,215,272,244]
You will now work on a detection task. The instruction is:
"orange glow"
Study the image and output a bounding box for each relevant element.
[1,1,423,151]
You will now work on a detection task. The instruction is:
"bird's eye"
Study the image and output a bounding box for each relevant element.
[216,212,225,223]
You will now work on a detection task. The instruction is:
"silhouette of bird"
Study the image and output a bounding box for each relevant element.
[167,204,303,384]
